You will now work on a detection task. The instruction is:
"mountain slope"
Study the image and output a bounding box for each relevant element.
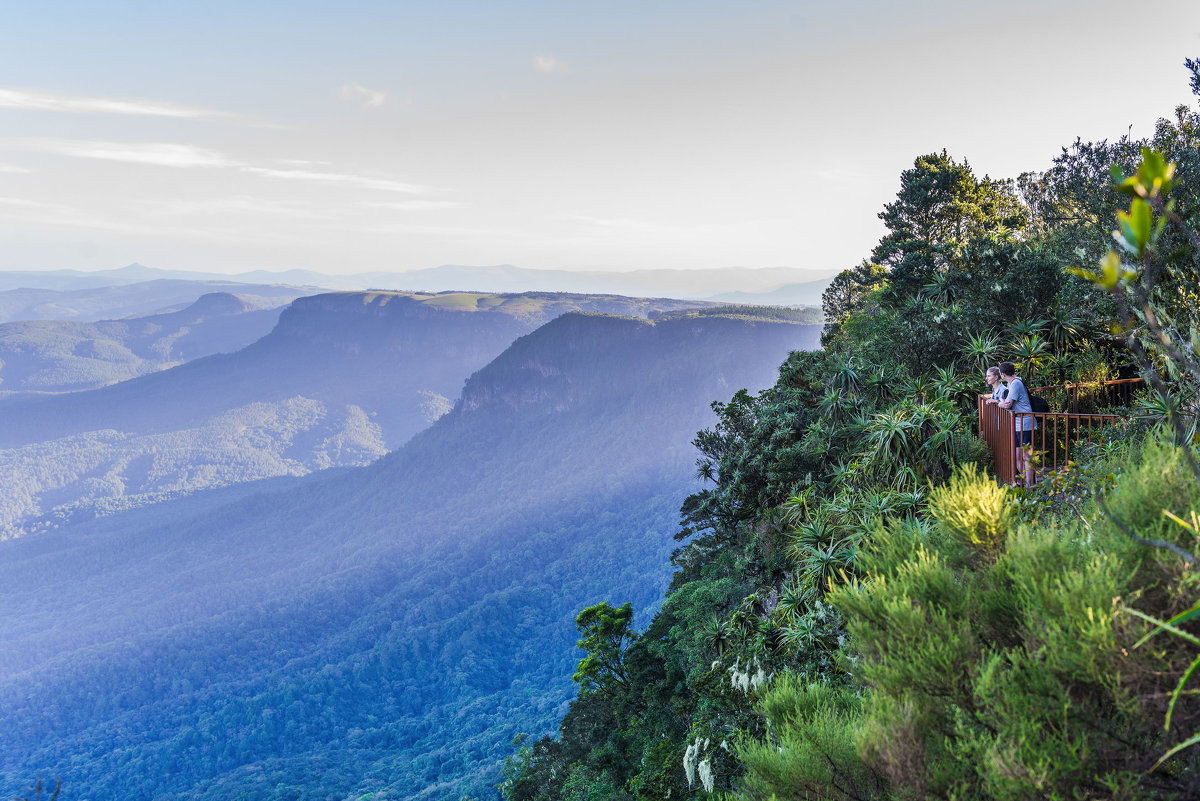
[0,292,721,535]
[0,310,820,800]
[0,293,282,396]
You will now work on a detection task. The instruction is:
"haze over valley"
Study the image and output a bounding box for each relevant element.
[3,2,1198,800]
[0,276,820,799]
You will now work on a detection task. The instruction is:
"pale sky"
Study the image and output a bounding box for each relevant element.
[0,0,1198,276]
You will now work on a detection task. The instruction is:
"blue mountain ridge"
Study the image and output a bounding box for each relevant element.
[0,308,820,800]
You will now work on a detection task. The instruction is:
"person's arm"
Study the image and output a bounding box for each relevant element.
[999,379,1022,409]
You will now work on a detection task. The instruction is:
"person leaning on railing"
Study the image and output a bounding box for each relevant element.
[996,361,1036,486]
[984,366,1008,403]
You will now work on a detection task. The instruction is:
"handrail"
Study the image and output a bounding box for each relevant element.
[976,377,1141,485]
[1028,377,1144,393]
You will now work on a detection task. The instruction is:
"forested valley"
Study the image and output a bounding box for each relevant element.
[0,302,819,799]
[499,61,1200,801]
[0,291,732,537]
[3,52,1200,801]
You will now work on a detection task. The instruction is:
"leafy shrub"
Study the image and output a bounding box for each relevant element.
[927,463,1012,555]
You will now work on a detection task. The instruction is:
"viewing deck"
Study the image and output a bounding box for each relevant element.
[977,378,1142,485]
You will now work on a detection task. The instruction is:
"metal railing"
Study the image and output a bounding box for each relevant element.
[977,378,1142,485]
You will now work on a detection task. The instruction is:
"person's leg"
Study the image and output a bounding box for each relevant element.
[1014,430,1032,487]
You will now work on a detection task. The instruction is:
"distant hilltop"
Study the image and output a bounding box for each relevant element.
[0,263,837,305]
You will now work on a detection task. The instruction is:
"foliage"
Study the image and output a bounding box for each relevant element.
[0,309,810,801]
[502,59,1200,801]
[926,463,1012,555]
[737,434,1200,801]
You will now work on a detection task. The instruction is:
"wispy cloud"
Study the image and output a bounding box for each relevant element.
[358,221,534,238]
[0,196,243,240]
[0,196,73,212]
[565,214,654,229]
[19,139,234,168]
[150,196,325,218]
[339,83,386,109]
[358,200,465,211]
[242,166,424,193]
[533,55,567,74]
[6,137,429,194]
[0,163,30,174]
[0,88,233,119]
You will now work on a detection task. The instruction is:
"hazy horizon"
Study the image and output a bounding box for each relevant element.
[2,0,1199,276]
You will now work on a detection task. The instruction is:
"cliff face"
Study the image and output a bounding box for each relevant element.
[456,312,820,416]
[0,303,821,801]
[0,294,759,536]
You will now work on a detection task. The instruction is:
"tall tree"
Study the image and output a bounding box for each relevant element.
[873,151,1027,298]
[572,602,635,699]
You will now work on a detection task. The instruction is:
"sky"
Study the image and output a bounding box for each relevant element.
[0,0,1198,277]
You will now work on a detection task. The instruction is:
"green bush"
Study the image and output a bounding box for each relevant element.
[737,435,1200,800]
[927,463,1013,555]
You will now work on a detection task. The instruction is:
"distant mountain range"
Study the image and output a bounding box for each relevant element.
[0,292,283,397]
[0,291,724,536]
[0,304,820,800]
[0,278,314,323]
[0,262,836,306]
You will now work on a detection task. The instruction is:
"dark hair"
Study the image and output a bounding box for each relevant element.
[999,361,1016,377]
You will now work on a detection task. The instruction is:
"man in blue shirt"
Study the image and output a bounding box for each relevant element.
[997,361,1035,486]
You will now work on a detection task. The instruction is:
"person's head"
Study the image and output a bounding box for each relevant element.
[999,361,1017,379]
[986,366,1001,385]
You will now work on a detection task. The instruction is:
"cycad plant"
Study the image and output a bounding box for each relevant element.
[1009,332,1051,383]
[963,331,1003,374]
[1047,307,1088,354]
[1008,318,1048,339]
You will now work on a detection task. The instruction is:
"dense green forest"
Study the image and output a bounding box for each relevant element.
[501,61,1200,800]
[0,308,817,800]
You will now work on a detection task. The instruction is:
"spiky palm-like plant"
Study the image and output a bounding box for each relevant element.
[962,331,1003,374]
[1008,318,1048,339]
[864,366,894,405]
[1047,307,1087,354]
[864,409,916,460]
[816,388,851,426]
[787,518,836,558]
[701,615,731,656]
[828,358,865,395]
[1009,332,1051,381]
[781,487,813,527]
[921,271,956,306]
[1044,351,1077,384]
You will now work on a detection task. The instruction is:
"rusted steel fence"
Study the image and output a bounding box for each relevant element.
[1046,377,1143,414]
[977,378,1142,485]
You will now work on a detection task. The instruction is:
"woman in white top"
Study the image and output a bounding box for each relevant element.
[985,366,1007,402]
[997,361,1035,486]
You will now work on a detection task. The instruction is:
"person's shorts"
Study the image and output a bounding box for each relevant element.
[1016,429,1033,446]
